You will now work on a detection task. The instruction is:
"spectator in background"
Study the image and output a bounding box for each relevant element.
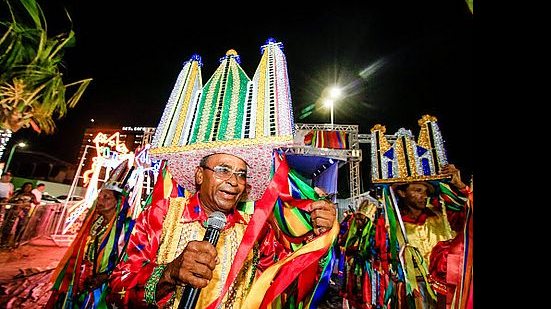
[0,172,14,203]
[0,182,37,248]
[32,183,46,204]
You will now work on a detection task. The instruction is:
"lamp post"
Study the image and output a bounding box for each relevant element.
[324,99,335,127]
[4,142,27,173]
[324,86,342,127]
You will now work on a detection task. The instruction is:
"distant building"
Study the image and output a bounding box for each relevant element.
[0,127,156,185]
[78,127,156,161]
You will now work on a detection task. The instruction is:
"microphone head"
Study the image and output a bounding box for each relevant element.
[207,211,227,231]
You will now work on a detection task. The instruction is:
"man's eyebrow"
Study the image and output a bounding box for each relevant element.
[218,163,247,172]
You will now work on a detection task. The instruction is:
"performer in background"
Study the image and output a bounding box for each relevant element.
[47,161,134,309]
[390,164,470,308]
[369,115,473,309]
[339,198,379,309]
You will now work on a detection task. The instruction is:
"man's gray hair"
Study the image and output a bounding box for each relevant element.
[199,154,215,167]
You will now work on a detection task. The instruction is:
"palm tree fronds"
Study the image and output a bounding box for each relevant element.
[30,104,56,134]
[0,0,91,133]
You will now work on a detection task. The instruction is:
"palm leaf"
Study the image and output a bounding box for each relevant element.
[19,0,42,28]
[65,78,92,109]
[0,24,14,47]
[46,31,74,61]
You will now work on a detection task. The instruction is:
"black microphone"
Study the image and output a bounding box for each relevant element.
[178,211,226,309]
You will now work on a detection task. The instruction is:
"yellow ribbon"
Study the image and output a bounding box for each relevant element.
[242,218,339,309]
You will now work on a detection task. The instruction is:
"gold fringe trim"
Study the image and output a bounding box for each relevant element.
[372,175,451,184]
[157,192,191,264]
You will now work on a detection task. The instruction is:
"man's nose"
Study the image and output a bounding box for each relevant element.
[226,172,239,185]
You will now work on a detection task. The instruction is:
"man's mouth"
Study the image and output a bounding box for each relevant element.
[220,189,238,197]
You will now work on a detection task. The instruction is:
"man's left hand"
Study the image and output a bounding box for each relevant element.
[440,164,467,190]
[310,187,337,236]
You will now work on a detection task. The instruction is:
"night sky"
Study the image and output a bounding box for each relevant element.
[9,0,473,186]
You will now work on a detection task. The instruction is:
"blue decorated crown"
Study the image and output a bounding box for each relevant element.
[370,115,449,184]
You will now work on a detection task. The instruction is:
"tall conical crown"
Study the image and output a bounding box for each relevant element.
[150,39,295,200]
[371,115,448,184]
[102,158,133,192]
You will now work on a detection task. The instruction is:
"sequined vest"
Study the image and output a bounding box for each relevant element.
[156,197,256,309]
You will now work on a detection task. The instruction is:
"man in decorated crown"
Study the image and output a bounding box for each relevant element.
[47,159,135,308]
[108,40,339,308]
[391,165,470,308]
[369,116,473,309]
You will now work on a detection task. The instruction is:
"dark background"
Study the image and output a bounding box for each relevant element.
[6,0,473,191]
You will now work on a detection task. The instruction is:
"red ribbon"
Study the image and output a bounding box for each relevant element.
[207,151,290,309]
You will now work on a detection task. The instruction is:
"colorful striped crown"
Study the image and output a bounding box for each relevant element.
[150,38,295,200]
[371,115,449,184]
[102,159,133,193]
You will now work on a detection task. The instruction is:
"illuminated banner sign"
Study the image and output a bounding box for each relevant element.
[82,132,132,186]
[122,126,149,132]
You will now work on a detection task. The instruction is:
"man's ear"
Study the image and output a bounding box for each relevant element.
[195,167,204,186]
[397,190,406,198]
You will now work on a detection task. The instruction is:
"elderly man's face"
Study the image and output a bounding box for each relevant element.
[96,189,118,215]
[196,153,248,214]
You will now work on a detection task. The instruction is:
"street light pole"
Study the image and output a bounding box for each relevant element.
[323,99,335,127]
[4,142,26,173]
[325,86,341,128]
[330,101,334,127]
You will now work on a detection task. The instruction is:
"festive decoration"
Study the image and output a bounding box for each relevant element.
[82,132,131,186]
[62,132,134,235]
[304,129,349,149]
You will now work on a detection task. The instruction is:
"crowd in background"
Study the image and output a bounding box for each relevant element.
[0,172,47,249]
